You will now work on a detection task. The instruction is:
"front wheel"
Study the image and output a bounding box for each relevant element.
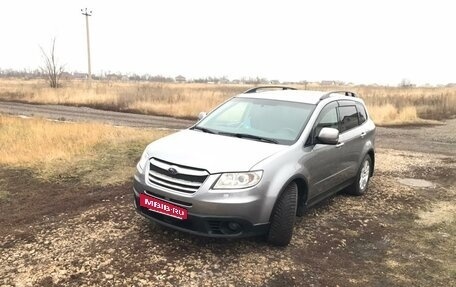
[346,155,372,196]
[267,182,298,246]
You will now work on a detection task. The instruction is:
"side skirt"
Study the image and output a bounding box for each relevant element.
[305,177,355,209]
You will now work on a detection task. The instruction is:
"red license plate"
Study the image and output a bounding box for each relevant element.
[139,194,188,220]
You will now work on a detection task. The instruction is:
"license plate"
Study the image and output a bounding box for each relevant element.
[139,194,188,220]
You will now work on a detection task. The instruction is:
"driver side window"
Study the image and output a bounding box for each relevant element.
[309,103,339,145]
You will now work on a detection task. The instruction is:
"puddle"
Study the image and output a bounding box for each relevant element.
[398,178,435,188]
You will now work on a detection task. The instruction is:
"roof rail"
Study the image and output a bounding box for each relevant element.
[320,90,357,100]
[243,85,297,94]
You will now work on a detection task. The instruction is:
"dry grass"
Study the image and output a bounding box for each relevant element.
[0,115,170,185]
[1,79,455,125]
[358,87,456,124]
[0,79,244,119]
[367,104,441,126]
[417,201,456,226]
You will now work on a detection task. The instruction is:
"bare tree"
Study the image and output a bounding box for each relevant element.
[399,78,414,88]
[40,38,65,88]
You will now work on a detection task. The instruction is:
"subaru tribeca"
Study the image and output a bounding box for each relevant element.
[133,86,375,246]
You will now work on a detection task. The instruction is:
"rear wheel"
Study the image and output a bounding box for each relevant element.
[346,155,372,196]
[267,182,298,246]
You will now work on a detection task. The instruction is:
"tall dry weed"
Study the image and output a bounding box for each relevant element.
[0,115,164,166]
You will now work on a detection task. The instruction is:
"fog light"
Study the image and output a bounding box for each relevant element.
[228,222,241,231]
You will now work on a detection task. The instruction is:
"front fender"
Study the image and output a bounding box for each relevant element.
[252,147,310,223]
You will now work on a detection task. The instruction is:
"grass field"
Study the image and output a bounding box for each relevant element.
[0,116,169,187]
[1,79,455,125]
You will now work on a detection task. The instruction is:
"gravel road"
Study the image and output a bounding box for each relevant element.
[1,101,455,155]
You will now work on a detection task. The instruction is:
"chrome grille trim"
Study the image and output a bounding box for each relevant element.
[147,158,209,193]
[150,158,208,177]
[148,175,199,193]
[149,170,202,187]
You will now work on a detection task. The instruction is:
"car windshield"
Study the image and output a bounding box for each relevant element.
[193,97,315,145]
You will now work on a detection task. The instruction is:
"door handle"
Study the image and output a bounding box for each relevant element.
[336,142,344,148]
[360,131,366,138]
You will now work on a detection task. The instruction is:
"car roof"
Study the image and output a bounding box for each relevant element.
[236,89,364,105]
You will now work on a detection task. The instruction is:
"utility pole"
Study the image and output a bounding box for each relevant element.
[81,8,92,82]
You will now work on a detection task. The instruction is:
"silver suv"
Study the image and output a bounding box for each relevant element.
[133,86,375,246]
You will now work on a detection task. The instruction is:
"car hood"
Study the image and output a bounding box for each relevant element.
[146,130,287,174]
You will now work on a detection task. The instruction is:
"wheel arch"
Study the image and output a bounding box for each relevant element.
[269,174,309,220]
[366,149,375,176]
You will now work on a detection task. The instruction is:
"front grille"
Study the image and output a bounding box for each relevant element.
[147,158,209,193]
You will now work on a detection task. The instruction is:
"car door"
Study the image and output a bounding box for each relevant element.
[304,102,346,201]
[337,101,365,179]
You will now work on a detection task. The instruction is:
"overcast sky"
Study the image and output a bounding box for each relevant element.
[1,0,455,85]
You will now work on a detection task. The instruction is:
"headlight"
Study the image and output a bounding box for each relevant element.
[136,149,150,172]
[213,171,263,189]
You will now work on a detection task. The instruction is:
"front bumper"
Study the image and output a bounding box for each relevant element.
[133,173,271,238]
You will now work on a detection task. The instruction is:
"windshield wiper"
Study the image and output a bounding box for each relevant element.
[224,132,279,144]
[191,126,218,134]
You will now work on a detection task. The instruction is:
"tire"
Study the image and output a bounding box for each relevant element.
[296,202,306,217]
[346,155,372,196]
[267,182,298,246]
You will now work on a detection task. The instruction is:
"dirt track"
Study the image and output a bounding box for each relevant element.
[0,101,194,129]
[1,103,455,286]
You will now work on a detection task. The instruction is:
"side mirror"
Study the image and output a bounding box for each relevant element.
[198,112,207,120]
[317,127,339,145]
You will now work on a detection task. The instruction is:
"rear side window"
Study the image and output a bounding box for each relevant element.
[356,103,367,124]
[339,106,358,133]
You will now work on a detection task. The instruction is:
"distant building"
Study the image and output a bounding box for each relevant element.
[106,74,122,81]
[175,75,186,83]
[72,72,87,79]
[321,80,336,86]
